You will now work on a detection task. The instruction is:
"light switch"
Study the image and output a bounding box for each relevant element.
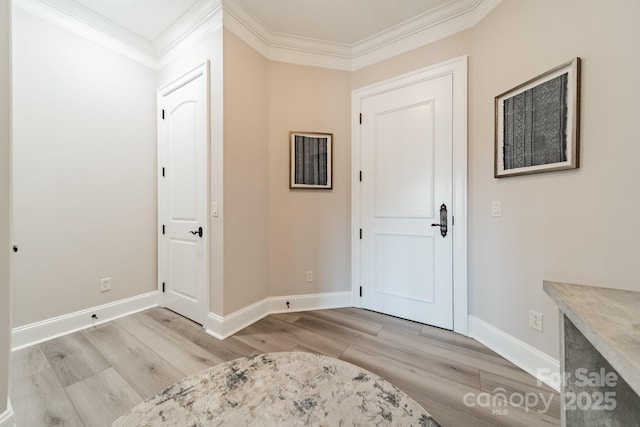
[212,202,219,217]
[491,201,502,217]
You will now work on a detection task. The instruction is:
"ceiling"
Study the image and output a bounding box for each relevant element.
[21,0,500,69]
[230,0,453,45]
[72,0,203,41]
[67,0,457,45]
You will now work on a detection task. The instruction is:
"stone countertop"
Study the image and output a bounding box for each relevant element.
[543,281,640,396]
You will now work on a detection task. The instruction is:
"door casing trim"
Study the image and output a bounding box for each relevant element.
[351,56,468,335]
[157,61,211,325]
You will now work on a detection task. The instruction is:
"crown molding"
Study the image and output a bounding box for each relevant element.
[156,1,223,69]
[222,0,502,71]
[13,0,158,68]
[353,0,491,58]
[351,0,503,70]
[154,0,222,58]
[13,0,223,70]
[222,0,353,70]
[14,0,502,72]
[219,0,269,59]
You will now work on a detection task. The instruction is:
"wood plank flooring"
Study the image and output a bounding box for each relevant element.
[10,307,560,426]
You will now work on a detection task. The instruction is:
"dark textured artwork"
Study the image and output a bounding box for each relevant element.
[503,73,568,169]
[294,135,328,185]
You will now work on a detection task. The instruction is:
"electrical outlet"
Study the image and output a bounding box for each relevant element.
[100,277,112,292]
[305,271,313,282]
[529,310,543,332]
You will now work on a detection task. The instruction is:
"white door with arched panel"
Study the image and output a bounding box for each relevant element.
[158,63,209,325]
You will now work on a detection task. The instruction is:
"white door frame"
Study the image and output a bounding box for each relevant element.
[351,56,468,335]
[157,61,211,324]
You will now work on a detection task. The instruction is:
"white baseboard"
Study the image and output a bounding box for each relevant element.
[468,315,560,391]
[12,292,159,351]
[205,297,268,340]
[10,289,559,395]
[0,399,14,427]
[205,291,353,340]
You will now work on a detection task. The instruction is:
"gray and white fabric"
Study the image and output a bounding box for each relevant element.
[503,73,568,169]
[295,136,328,185]
[112,352,439,426]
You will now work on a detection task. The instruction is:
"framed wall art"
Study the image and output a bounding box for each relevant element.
[290,131,333,189]
[495,57,581,178]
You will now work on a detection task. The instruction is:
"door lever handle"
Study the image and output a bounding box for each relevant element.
[431,204,448,238]
[189,226,203,238]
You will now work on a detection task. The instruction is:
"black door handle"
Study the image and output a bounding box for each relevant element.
[189,226,203,238]
[430,204,448,237]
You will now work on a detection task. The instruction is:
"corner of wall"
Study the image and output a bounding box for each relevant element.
[205,291,352,340]
[221,28,269,315]
[0,0,12,416]
[0,399,14,427]
[469,315,560,391]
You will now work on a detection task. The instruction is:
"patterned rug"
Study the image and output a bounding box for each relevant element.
[112,352,440,426]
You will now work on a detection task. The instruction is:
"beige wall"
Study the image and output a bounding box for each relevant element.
[0,0,10,414]
[159,29,268,317]
[160,31,355,315]
[351,30,471,89]
[222,30,269,314]
[268,62,352,299]
[353,0,640,358]
[9,0,639,368]
[220,32,352,312]
[469,0,640,358]
[11,10,158,326]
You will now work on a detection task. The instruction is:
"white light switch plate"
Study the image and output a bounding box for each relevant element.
[491,201,502,217]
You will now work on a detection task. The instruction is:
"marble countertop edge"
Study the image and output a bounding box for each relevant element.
[543,280,640,397]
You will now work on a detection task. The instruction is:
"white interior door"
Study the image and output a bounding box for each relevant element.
[359,73,454,329]
[158,63,209,326]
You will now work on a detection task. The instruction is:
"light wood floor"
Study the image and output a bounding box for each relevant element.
[10,307,560,426]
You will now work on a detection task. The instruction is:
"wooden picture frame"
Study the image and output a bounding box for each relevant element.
[290,131,333,189]
[495,57,581,178]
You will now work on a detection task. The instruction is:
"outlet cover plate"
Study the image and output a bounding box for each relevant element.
[529,310,543,332]
[100,277,112,292]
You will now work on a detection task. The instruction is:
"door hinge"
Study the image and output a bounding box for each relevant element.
[162,167,165,177]
[452,215,455,226]
[359,171,362,182]
[359,286,362,297]
[162,225,165,235]
[359,229,362,239]
[162,282,165,293]
[359,113,362,124]
[162,109,165,120]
